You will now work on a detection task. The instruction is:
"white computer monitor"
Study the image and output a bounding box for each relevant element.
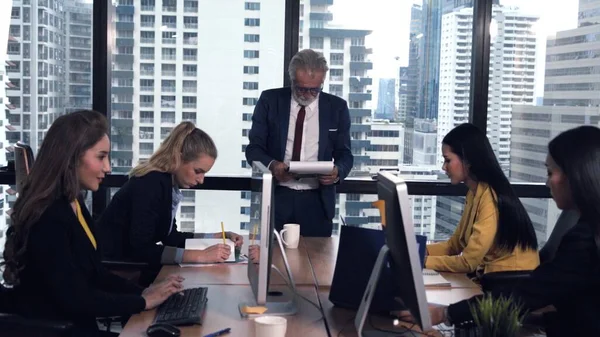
[239,162,297,317]
[247,161,275,305]
[355,171,432,336]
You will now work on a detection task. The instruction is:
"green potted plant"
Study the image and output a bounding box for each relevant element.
[456,294,526,337]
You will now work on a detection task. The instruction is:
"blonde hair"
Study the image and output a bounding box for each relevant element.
[130,121,217,177]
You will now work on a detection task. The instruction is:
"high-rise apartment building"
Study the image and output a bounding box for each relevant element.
[299,0,373,232]
[435,4,539,236]
[437,5,539,172]
[0,1,12,249]
[110,0,285,233]
[511,0,600,243]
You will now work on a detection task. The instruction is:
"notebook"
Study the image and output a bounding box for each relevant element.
[416,239,451,287]
[422,269,451,287]
[185,238,236,262]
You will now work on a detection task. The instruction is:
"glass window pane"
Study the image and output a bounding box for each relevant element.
[503,0,598,241]
[1,1,93,161]
[301,1,473,235]
[110,1,285,233]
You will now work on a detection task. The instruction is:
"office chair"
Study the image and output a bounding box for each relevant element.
[480,210,579,296]
[0,285,74,337]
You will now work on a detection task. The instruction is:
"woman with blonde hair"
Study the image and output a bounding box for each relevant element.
[98,122,243,272]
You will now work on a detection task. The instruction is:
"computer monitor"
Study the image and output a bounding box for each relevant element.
[246,161,275,305]
[238,161,297,317]
[355,171,432,336]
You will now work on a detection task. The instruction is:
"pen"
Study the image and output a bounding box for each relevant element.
[203,327,231,337]
[220,221,226,245]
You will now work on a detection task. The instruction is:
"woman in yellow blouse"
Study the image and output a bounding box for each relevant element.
[426,123,539,274]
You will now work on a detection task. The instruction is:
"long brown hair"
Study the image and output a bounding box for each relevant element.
[2,110,108,286]
[130,121,217,177]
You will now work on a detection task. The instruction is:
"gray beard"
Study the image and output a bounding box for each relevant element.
[292,90,318,106]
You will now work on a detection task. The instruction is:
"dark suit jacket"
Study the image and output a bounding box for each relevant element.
[98,171,193,265]
[449,219,600,336]
[13,197,145,334]
[245,87,353,219]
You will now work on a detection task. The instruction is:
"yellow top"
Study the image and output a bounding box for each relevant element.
[426,182,539,274]
[75,200,97,250]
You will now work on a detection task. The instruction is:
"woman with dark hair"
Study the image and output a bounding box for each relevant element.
[1,110,184,336]
[414,125,600,336]
[426,123,539,273]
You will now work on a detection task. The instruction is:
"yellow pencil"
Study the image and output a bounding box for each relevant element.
[251,224,258,246]
[220,221,226,244]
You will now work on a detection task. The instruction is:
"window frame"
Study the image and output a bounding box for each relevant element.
[43,0,543,220]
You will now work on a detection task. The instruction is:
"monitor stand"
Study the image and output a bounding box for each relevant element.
[355,245,414,336]
[238,230,298,317]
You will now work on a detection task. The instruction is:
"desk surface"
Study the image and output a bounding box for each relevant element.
[122,236,487,337]
[120,285,327,337]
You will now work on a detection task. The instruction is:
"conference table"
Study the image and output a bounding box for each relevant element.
[119,237,494,337]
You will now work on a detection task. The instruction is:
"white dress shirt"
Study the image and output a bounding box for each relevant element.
[279,95,320,190]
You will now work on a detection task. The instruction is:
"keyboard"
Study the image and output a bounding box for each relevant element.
[155,287,208,326]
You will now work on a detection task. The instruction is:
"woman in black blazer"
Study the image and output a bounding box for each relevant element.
[98,122,243,267]
[1,110,184,336]
[401,126,600,336]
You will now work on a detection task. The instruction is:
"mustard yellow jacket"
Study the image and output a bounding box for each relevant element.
[425,183,539,274]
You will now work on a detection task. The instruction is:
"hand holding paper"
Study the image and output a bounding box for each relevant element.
[319,165,339,185]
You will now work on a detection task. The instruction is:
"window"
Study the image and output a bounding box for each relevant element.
[245,2,260,10]
[243,50,259,58]
[244,18,260,26]
[330,53,344,66]
[243,97,258,106]
[243,66,259,74]
[243,82,259,90]
[310,37,324,49]
[244,34,260,42]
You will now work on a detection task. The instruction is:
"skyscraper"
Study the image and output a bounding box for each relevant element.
[375,78,395,120]
[436,4,539,235]
[511,0,600,243]
[111,0,286,233]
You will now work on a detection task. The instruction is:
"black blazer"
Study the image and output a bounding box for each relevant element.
[13,197,145,334]
[98,171,192,265]
[449,219,600,336]
[245,87,354,220]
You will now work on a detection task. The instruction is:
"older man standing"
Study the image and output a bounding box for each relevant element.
[245,49,353,237]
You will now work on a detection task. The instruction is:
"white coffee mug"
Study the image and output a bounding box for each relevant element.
[280,223,300,249]
[254,316,287,337]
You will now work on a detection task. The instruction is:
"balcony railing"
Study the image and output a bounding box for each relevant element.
[184,23,198,29]
[183,55,197,61]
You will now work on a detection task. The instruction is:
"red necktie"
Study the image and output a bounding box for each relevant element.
[291,105,306,161]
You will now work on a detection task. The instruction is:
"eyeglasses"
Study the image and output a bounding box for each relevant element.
[294,85,322,96]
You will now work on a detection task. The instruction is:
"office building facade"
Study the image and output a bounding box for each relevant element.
[511,0,600,243]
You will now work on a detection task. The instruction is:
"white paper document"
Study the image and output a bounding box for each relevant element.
[288,161,334,175]
[422,269,451,287]
[185,238,236,262]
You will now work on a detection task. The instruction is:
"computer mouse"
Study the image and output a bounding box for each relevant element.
[146,323,181,337]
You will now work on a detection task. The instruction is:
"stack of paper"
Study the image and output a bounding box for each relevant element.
[422,269,451,287]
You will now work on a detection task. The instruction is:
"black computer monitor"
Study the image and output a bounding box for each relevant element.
[355,171,432,336]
